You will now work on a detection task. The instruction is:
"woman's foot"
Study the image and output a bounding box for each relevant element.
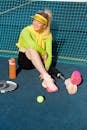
[42,73,58,92]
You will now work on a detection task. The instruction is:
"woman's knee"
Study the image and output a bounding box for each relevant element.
[25,48,38,60]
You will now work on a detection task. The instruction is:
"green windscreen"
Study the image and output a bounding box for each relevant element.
[0,1,87,65]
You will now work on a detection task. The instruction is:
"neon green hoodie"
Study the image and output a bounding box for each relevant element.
[16,25,52,69]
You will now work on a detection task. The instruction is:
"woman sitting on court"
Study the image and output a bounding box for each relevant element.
[16,10,58,92]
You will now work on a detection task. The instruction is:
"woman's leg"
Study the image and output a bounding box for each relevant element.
[25,48,47,76]
[25,48,58,92]
[16,52,34,76]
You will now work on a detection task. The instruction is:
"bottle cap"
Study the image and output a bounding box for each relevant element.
[9,58,15,64]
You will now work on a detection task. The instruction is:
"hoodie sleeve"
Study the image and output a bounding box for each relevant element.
[44,33,52,70]
[16,26,46,55]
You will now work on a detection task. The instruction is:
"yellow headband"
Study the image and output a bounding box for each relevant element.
[31,14,48,25]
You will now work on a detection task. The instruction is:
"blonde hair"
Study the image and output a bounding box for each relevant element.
[37,9,52,33]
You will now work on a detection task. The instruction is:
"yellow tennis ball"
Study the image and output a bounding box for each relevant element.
[36,96,45,103]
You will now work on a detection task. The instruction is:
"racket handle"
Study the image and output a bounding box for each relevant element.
[49,66,65,80]
[57,73,65,80]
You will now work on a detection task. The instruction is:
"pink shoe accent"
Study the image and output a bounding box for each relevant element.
[46,87,58,93]
[70,70,82,85]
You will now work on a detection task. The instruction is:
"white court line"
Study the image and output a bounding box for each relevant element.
[0,0,33,15]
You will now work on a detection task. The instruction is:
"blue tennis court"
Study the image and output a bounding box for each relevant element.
[0,57,87,130]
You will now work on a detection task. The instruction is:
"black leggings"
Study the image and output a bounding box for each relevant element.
[18,52,35,70]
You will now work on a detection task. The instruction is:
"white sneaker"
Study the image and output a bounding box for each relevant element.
[42,73,58,92]
[64,78,77,95]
